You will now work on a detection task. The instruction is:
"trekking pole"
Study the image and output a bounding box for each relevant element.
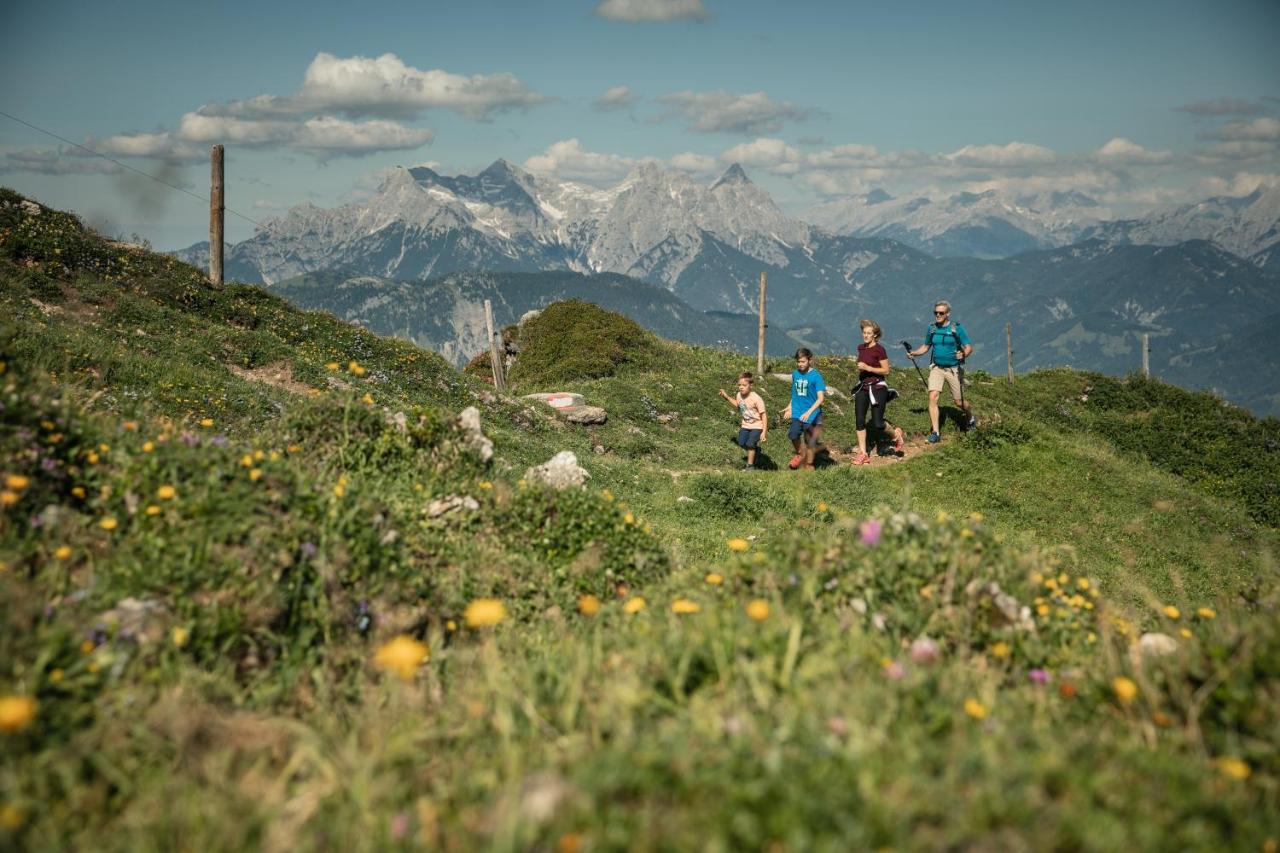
[900,341,928,389]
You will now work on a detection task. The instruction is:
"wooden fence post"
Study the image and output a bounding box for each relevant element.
[210,145,224,285]
[1141,333,1150,378]
[1005,322,1015,384]
[756,271,767,376]
[485,299,506,390]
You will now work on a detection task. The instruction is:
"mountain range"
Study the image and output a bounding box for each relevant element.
[174,160,1280,412]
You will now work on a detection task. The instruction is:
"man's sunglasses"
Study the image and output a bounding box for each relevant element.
[934,310,948,316]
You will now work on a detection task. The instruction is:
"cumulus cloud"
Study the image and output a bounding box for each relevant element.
[1193,140,1279,163]
[524,138,652,183]
[593,85,637,111]
[291,52,546,120]
[1212,117,1280,142]
[91,132,205,163]
[718,137,804,173]
[0,148,122,176]
[657,90,810,135]
[292,117,434,158]
[177,113,296,145]
[1175,98,1265,117]
[593,0,709,22]
[1196,171,1280,197]
[669,151,717,173]
[943,142,1058,167]
[1094,137,1174,165]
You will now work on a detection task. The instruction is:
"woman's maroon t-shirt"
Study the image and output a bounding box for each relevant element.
[857,342,888,384]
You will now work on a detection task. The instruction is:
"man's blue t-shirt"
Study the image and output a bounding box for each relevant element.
[791,368,826,424]
[924,321,971,368]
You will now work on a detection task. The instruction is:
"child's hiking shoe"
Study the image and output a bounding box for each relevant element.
[893,427,905,450]
[927,432,941,444]
[966,415,978,430]
[852,452,871,466]
[788,453,803,470]
[743,464,756,471]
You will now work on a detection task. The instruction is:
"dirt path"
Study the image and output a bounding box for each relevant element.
[663,434,943,478]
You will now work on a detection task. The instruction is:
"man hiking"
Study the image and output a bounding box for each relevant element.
[907,300,974,443]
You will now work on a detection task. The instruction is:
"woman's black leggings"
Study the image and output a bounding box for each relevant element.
[855,384,885,432]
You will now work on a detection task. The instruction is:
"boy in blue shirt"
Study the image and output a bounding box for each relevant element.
[907,299,974,442]
[780,347,826,470]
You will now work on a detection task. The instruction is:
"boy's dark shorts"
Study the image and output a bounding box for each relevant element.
[737,428,762,449]
[788,415,823,444]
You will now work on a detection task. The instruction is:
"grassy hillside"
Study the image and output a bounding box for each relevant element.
[1,190,1278,850]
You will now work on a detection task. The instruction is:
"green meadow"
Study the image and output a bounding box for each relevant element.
[1,188,1277,851]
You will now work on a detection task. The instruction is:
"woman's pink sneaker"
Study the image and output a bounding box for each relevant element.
[853,452,871,466]
[788,453,804,470]
[893,427,905,451]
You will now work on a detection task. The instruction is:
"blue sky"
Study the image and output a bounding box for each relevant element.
[2,0,1277,247]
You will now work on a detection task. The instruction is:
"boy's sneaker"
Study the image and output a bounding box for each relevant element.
[788,453,803,470]
[927,432,941,444]
[893,427,905,451]
[743,464,756,471]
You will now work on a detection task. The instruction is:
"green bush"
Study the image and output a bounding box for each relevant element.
[507,300,659,388]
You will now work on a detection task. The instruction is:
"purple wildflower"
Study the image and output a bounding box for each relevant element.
[208,434,229,448]
[859,519,882,546]
[179,431,199,446]
[299,541,318,559]
[883,661,906,680]
[909,636,939,665]
[1028,668,1050,685]
[389,812,410,841]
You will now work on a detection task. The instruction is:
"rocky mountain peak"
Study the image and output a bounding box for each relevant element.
[711,163,751,190]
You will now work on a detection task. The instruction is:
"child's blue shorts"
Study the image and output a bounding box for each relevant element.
[737,428,762,449]
[788,415,822,443]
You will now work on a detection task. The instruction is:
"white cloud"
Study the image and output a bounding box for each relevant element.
[718,137,804,173]
[668,151,717,173]
[1213,117,1280,142]
[523,138,651,183]
[292,117,434,158]
[1196,172,1280,197]
[657,90,809,135]
[1193,140,1279,163]
[1094,137,1174,165]
[944,142,1058,167]
[294,52,545,120]
[178,113,296,145]
[593,0,708,22]
[0,148,122,176]
[593,85,637,111]
[91,132,205,163]
[1175,98,1265,117]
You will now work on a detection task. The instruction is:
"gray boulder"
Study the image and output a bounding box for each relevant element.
[525,451,590,489]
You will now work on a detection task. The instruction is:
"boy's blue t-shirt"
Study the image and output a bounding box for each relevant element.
[923,321,971,367]
[790,368,826,423]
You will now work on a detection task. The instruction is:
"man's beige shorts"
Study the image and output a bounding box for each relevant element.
[928,365,963,400]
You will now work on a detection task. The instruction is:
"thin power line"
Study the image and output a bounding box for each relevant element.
[0,109,270,231]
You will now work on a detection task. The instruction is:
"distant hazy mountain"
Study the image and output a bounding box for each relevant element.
[805,189,1108,258]
[1081,186,1280,265]
[270,270,846,367]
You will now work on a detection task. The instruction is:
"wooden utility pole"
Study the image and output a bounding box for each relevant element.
[1141,333,1150,378]
[484,299,506,390]
[1005,322,1015,384]
[209,145,224,285]
[756,270,767,376]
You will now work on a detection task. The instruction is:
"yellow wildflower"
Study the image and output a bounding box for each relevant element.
[464,598,507,627]
[1162,605,1181,620]
[1196,607,1216,620]
[325,362,340,371]
[5,475,29,491]
[727,538,750,552]
[704,572,724,585]
[374,635,429,681]
[157,484,176,500]
[817,501,828,512]
[0,491,18,507]
[362,393,375,406]
[1180,628,1192,639]
[288,444,301,454]
[1214,757,1251,781]
[48,669,63,684]
[145,505,160,516]
[963,698,988,720]
[623,512,635,525]
[671,599,701,615]
[990,642,1011,659]
[1112,676,1138,705]
[123,421,138,431]
[53,546,72,560]
[99,517,118,531]
[745,599,770,621]
[578,594,601,616]
[0,696,37,733]
[171,626,190,648]
[249,468,262,482]
[920,585,935,600]
[623,596,647,614]
[0,804,23,830]
[142,441,154,453]
[348,361,366,376]
[333,483,346,497]
[200,418,214,428]
[71,486,86,498]
[1044,578,1057,590]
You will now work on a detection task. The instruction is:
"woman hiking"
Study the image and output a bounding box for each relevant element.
[852,319,904,466]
